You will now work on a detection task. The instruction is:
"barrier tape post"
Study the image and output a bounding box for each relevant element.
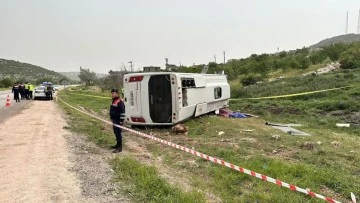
[58,97,356,203]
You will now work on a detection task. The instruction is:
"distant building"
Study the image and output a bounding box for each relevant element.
[108,70,122,75]
[143,66,161,72]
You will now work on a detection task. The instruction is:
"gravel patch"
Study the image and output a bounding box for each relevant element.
[66,133,129,203]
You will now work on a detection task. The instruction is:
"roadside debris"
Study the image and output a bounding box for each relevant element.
[302,62,340,77]
[265,122,310,136]
[336,123,350,127]
[172,124,188,134]
[217,108,258,118]
[336,123,360,127]
[300,142,315,150]
[218,131,225,136]
[271,134,281,140]
[331,141,341,147]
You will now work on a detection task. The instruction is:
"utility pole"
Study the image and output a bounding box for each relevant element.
[214,54,216,63]
[223,51,226,64]
[357,9,360,34]
[345,11,349,34]
[128,61,133,72]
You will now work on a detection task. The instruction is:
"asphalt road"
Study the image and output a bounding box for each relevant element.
[0,98,33,124]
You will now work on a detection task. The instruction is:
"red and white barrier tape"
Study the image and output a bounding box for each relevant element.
[58,97,356,203]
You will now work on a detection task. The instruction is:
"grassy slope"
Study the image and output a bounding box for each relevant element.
[57,67,360,202]
[0,58,66,80]
[0,87,11,91]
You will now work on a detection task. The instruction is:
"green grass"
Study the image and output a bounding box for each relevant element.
[267,59,332,79]
[57,69,360,202]
[57,90,205,202]
[111,156,204,202]
[0,87,11,91]
[231,68,360,98]
[145,116,359,202]
[58,93,115,147]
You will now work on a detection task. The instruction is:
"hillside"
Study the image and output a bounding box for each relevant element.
[60,72,108,82]
[309,33,360,49]
[0,58,68,82]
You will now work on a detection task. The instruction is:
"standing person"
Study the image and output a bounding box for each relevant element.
[12,82,20,102]
[109,89,125,153]
[19,83,25,100]
[24,82,29,99]
[45,84,50,100]
[28,83,34,99]
[45,84,53,101]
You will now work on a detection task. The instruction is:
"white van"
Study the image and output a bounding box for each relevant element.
[123,72,230,126]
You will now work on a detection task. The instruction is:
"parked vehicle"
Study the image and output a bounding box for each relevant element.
[123,72,230,126]
[33,86,47,100]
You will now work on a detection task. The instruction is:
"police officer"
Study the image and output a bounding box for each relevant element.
[19,83,25,100]
[109,89,125,153]
[45,84,53,100]
[12,82,20,102]
[28,83,34,99]
[24,82,29,99]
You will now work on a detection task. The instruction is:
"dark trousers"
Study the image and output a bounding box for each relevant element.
[112,119,122,147]
[14,92,20,102]
[25,89,29,99]
[20,90,25,99]
[29,91,33,99]
[46,92,52,100]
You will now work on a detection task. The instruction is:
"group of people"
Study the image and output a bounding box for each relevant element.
[11,82,34,102]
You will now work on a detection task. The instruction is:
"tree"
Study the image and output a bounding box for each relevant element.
[79,67,97,85]
[59,77,70,86]
[321,43,348,61]
[0,78,14,88]
[240,74,263,86]
[309,50,327,64]
[297,55,311,69]
[339,44,360,69]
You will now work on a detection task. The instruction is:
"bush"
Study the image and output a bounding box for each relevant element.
[0,78,14,88]
[240,74,263,86]
[339,44,360,69]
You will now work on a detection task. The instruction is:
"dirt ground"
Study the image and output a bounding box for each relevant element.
[0,100,127,202]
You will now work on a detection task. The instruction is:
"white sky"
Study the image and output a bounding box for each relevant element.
[0,0,359,73]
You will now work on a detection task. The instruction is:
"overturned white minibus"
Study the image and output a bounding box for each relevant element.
[123,72,230,126]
